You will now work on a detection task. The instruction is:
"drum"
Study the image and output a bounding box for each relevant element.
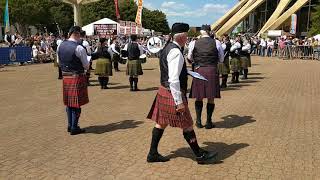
[139,54,147,64]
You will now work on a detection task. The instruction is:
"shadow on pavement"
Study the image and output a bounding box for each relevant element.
[248,72,262,75]
[109,85,130,90]
[140,87,159,92]
[84,120,144,134]
[215,115,256,128]
[143,68,156,71]
[167,142,249,164]
[248,76,265,80]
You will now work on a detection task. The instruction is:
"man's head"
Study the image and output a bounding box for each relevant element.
[200,25,211,36]
[131,34,138,42]
[171,23,189,47]
[68,26,82,41]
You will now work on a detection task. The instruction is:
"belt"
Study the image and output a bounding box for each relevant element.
[62,72,86,76]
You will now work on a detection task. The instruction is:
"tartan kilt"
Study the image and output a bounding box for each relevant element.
[189,66,221,99]
[94,58,113,76]
[63,75,89,108]
[230,57,241,72]
[218,58,230,75]
[240,56,249,69]
[127,59,143,76]
[147,86,193,129]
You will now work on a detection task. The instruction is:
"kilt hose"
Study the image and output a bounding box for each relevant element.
[147,86,193,129]
[127,60,143,76]
[94,58,113,76]
[189,66,221,99]
[230,57,241,72]
[63,75,89,108]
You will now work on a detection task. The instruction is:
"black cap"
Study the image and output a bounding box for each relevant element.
[172,23,189,34]
[68,26,82,35]
[201,25,211,32]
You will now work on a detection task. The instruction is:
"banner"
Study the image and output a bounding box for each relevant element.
[290,14,297,35]
[0,47,32,64]
[135,0,143,26]
[4,0,10,33]
[114,0,121,20]
[94,24,117,38]
[131,22,137,34]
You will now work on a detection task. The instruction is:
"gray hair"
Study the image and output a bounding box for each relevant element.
[173,32,186,40]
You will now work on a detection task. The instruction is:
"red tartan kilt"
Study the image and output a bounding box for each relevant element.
[63,75,89,108]
[147,86,193,129]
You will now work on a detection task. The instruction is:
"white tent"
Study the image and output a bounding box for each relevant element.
[82,18,120,36]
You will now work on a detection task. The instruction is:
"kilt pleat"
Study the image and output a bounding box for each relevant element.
[127,60,143,76]
[94,58,113,76]
[218,58,230,75]
[240,56,249,69]
[189,66,221,99]
[230,57,241,72]
[63,75,89,108]
[147,86,193,129]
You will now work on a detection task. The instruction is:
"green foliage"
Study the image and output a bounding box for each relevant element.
[0,0,170,34]
[188,29,200,37]
[309,4,320,36]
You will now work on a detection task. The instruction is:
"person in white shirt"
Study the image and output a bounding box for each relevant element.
[266,39,274,57]
[260,38,266,57]
[146,23,217,164]
[108,39,121,71]
[230,36,242,83]
[4,32,15,47]
[240,39,252,79]
[187,25,223,129]
[123,34,144,91]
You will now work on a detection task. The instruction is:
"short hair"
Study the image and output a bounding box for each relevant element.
[131,34,138,41]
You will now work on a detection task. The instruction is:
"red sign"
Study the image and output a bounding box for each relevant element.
[94,24,117,38]
[114,0,120,20]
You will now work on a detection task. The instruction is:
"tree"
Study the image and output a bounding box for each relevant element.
[309,4,320,36]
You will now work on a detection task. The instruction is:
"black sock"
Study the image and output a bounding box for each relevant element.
[149,127,164,155]
[105,77,109,87]
[235,72,240,81]
[129,77,134,89]
[134,78,139,90]
[183,130,201,157]
[195,101,203,123]
[98,77,103,88]
[207,103,215,123]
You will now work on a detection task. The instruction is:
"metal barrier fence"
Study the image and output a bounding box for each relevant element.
[0,47,32,64]
[252,45,320,60]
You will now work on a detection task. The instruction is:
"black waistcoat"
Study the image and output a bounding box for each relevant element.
[193,37,219,66]
[127,42,140,60]
[160,42,188,92]
[58,40,84,74]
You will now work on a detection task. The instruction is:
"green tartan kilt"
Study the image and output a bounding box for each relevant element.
[230,57,241,72]
[240,56,249,69]
[218,59,230,75]
[127,60,143,76]
[94,58,113,76]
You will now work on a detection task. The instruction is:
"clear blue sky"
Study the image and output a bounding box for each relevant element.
[143,0,238,27]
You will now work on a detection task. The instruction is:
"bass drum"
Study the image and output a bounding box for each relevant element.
[139,54,147,64]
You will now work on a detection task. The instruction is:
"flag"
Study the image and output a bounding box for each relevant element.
[114,0,120,20]
[135,0,143,26]
[4,0,10,32]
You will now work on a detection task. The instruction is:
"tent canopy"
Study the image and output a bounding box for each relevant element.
[82,18,119,36]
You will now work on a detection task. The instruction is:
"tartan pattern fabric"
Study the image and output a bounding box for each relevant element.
[147,86,193,129]
[240,56,249,69]
[230,57,241,72]
[94,58,113,76]
[127,59,143,76]
[218,59,230,75]
[189,66,221,99]
[63,75,89,108]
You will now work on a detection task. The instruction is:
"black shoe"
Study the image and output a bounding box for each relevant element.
[67,127,71,132]
[196,150,218,164]
[220,84,227,88]
[70,128,85,135]
[58,77,62,80]
[147,153,170,163]
[103,86,109,89]
[235,80,240,83]
[195,122,204,128]
[205,121,215,129]
[130,88,134,91]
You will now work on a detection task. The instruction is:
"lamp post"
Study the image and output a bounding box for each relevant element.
[62,0,101,26]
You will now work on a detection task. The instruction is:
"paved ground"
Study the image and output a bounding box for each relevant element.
[1,57,320,180]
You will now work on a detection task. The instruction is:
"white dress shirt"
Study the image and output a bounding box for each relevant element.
[108,43,120,58]
[167,41,185,105]
[230,42,241,52]
[82,40,92,55]
[242,43,251,52]
[187,35,224,63]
